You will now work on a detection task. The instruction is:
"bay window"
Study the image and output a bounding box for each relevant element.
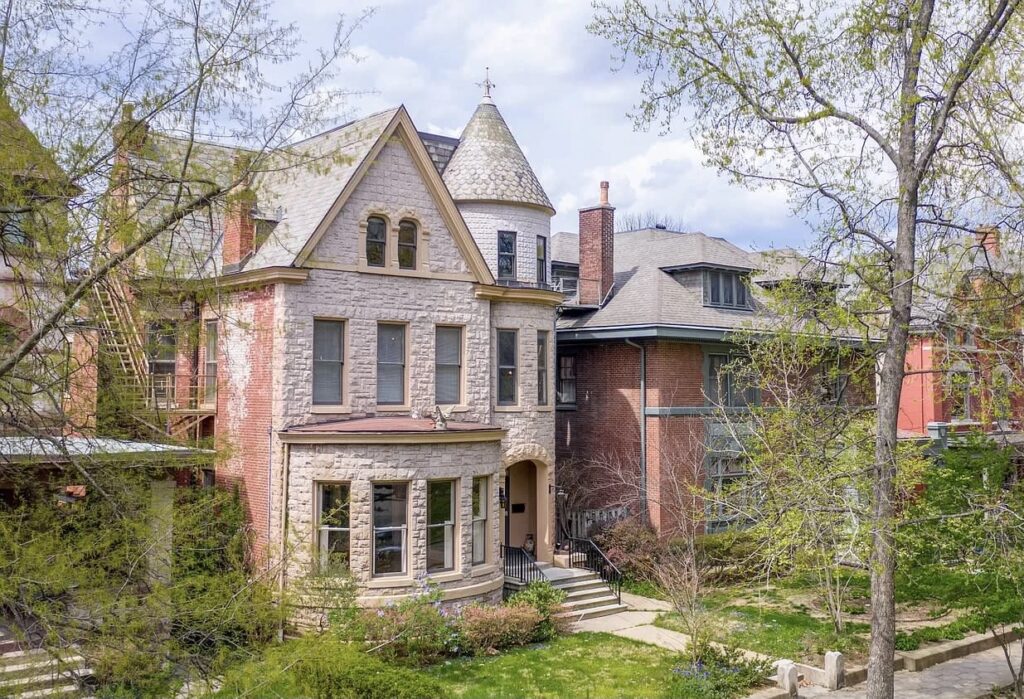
[427,480,456,573]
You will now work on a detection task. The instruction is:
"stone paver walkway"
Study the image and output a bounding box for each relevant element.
[813,643,1022,699]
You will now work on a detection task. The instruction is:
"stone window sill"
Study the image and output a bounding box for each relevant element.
[470,563,499,578]
[311,404,352,415]
[494,405,522,413]
[377,405,411,413]
[536,405,554,413]
[427,570,463,584]
[365,576,416,589]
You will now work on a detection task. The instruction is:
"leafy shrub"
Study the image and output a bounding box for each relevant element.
[596,517,661,581]
[459,603,542,655]
[510,581,569,640]
[894,613,988,651]
[690,530,760,581]
[217,635,449,699]
[664,644,772,699]
[340,584,462,666]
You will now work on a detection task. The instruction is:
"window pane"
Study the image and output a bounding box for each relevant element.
[709,271,721,303]
[367,217,386,267]
[472,477,487,518]
[320,483,350,528]
[436,366,461,404]
[321,529,350,572]
[499,369,516,404]
[537,331,549,405]
[314,320,342,361]
[499,232,516,254]
[498,254,515,279]
[536,236,547,284]
[398,221,416,245]
[377,365,405,404]
[398,246,415,269]
[428,481,454,525]
[736,279,747,307]
[723,273,734,304]
[373,483,407,527]
[427,525,454,572]
[707,355,726,405]
[313,362,342,404]
[472,521,486,565]
[498,331,516,367]
[436,326,462,365]
[398,221,416,270]
[374,530,405,575]
[377,325,405,363]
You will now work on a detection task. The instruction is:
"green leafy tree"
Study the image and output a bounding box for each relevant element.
[592,2,1024,694]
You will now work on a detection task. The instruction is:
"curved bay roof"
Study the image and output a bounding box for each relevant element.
[442,98,554,214]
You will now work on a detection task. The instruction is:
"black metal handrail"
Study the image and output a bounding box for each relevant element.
[501,545,546,584]
[567,537,622,604]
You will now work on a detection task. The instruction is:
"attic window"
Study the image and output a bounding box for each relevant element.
[704,270,750,310]
[366,216,386,267]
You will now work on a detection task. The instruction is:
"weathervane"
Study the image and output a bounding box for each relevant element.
[478,67,495,99]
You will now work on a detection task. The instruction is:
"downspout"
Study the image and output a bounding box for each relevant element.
[624,339,648,523]
[277,440,290,643]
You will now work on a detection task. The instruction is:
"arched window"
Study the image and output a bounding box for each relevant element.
[366,216,386,267]
[398,220,417,270]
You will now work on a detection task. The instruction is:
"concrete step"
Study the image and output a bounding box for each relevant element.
[1,656,85,677]
[19,683,83,698]
[563,587,615,603]
[557,602,630,621]
[0,648,49,666]
[547,576,602,591]
[562,595,622,613]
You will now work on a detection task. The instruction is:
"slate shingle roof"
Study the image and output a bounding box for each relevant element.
[556,228,769,332]
[442,99,553,214]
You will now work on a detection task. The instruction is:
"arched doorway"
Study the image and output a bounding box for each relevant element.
[504,459,553,563]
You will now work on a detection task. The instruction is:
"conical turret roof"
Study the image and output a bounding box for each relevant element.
[443,98,554,214]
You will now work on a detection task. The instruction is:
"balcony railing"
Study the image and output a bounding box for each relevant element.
[142,373,218,412]
[495,279,558,291]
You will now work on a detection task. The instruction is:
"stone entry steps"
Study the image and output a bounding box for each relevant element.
[0,643,94,698]
[535,563,629,622]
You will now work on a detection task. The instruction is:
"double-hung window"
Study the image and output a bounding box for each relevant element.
[537,331,550,406]
[536,236,547,285]
[398,220,417,270]
[377,323,406,405]
[373,482,408,576]
[706,354,758,407]
[471,476,488,565]
[498,231,517,281]
[366,216,387,267]
[705,457,748,533]
[435,326,462,405]
[497,329,518,405]
[317,483,350,572]
[557,355,577,406]
[203,320,218,405]
[313,320,344,405]
[427,480,456,573]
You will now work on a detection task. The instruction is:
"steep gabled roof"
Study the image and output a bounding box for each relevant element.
[442,98,554,214]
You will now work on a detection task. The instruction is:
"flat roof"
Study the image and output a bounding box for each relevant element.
[0,436,208,463]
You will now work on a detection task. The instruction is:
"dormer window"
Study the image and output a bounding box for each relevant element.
[366,216,387,267]
[704,270,750,310]
[398,220,417,270]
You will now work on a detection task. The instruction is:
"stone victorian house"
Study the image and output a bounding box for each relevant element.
[74,90,562,607]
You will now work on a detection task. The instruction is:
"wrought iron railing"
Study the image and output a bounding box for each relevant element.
[566,537,622,603]
[501,545,546,584]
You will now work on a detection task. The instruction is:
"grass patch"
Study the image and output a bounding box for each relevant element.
[657,606,869,665]
[894,614,988,651]
[622,577,668,600]
[427,632,679,698]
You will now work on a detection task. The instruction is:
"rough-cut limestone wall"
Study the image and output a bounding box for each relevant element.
[307,137,471,278]
[278,271,492,424]
[284,440,504,607]
[458,202,551,284]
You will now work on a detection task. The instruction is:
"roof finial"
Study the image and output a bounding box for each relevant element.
[477,67,495,102]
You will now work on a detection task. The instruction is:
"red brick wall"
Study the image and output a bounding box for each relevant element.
[214,285,275,563]
[577,205,614,306]
[646,414,705,535]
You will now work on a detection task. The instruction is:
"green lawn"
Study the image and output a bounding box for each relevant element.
[427,633,680,698]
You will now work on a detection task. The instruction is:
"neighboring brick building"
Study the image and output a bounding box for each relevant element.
[72,90,562,607]
[552,185,868,535]
[898,228,1024,444]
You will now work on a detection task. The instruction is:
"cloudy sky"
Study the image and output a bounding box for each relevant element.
[275,0,813,250]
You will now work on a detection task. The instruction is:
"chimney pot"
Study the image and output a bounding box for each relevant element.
[599,181,610,206]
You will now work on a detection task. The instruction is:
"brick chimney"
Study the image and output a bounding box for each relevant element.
[222,153,257,272]
[578,181,615,306]
[976,226,1000,258]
